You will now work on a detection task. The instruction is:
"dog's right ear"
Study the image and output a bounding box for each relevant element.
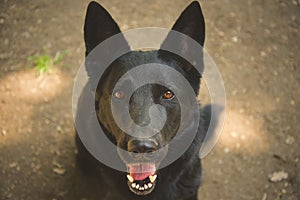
[84,1,129,55]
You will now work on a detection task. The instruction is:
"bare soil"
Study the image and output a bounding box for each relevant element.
[0,0,299,199]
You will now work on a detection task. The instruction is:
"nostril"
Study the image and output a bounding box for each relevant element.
[131,151,140,159]
[146,149,155,154]
[145,149,156,159]
[128,138,158,156]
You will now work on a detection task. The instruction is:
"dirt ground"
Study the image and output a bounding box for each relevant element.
[0,0,299,199]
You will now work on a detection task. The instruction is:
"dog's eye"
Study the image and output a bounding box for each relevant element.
[163,90,175,100]
[113,90,125,99]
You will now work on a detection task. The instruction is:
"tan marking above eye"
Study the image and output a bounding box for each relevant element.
[163,90,175,99]
[114,90,125,99]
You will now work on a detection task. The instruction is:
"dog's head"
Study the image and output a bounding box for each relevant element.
[84,1,205,195]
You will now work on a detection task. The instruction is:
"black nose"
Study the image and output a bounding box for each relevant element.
[128,138,158,154]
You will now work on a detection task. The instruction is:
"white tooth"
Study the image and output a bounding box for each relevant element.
[148,183,153,188]
[135,184,140,189]
[131,183,136,188]
[127,175,134,183]
[149,174,157,183]
[144,184,148,189]
[140,187,144,190]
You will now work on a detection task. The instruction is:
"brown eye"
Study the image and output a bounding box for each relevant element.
[113,90,125,99]
[163,90,174,100]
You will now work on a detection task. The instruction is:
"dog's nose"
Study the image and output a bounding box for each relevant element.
[128,138,158,154]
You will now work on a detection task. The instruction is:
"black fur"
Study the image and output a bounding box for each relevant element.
[75,1,210,199]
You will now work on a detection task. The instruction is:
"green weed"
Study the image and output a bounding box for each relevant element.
[27,51,67,75]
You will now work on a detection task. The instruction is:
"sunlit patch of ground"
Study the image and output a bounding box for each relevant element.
[199,79,276,155]
[218,107,270,155]
[0,69,65,103]
[0,69,70,144]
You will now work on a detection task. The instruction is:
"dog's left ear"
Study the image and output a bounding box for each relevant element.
[160,1,205,57]
[160,1,205,74]
[172,1,205,46]
[166,1,205,47]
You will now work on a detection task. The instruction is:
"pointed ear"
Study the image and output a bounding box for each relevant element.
[84,1,128,55]
[159,1,205,74]
[171,1,205,46]
[161,1,205,50]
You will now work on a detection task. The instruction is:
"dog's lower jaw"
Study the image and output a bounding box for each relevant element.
[126,173,157,195]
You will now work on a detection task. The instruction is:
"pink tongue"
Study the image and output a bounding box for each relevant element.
[129,163,156,181]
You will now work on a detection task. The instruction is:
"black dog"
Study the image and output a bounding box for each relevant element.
[75,1,210,199]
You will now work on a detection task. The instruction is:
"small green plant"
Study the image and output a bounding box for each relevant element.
[27,51,67,75]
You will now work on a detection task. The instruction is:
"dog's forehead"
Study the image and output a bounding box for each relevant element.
[108,51,179,87]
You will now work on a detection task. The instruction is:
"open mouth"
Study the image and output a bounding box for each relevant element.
[126,163,157,195]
